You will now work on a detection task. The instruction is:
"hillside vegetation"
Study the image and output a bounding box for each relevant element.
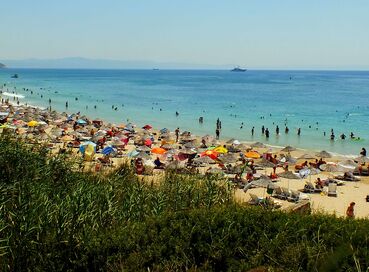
[0,136,369,271]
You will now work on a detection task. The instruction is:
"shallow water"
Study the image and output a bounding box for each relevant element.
[1,68,368,155]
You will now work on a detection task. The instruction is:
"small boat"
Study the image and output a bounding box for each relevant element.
[11,74,19,78]
[231,67,246,72]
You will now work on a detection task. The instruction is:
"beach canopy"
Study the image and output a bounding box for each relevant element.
[143,124,152,130]
[27,120,39,127]
[151,147,166,155]
[245,151,261,159]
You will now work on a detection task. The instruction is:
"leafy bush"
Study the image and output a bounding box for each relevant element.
[0,137,368,271]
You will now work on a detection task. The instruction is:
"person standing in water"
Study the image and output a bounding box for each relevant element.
[215,127,220,139]
[262,125,265,134]
[251,126,254,136]
[276,125,279,135]
[175,127,180,142]
[297,128,301,136]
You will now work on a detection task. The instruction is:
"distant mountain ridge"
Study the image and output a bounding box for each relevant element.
[2,57,231,69]
[0,63,6,68]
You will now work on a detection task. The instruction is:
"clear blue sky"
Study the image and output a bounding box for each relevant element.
[1,0,369,69]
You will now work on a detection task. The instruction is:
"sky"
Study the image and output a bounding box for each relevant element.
[1,0,369,69]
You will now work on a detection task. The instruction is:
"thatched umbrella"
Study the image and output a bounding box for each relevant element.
[278,171,301,179]
[250,142,266,148]
[281,146,296,153]
[316,150,332,158]
[193,156,215,164]
[298,153,316,160]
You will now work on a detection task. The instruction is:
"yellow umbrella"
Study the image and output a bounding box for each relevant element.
[27,120,39,127]
[213,146,228,154]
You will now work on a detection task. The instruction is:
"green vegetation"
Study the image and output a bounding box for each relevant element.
[1,136,369,271]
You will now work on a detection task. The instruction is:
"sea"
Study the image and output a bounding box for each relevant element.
[0,68,368,156]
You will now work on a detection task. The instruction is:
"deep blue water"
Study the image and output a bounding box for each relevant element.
[1,68,369,155]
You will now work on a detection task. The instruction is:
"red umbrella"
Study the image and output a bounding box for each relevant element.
[201,150,219,160]
[143,124,152,130]
[144,138,152,146]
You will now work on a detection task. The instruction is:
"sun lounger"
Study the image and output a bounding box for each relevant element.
[272,186,287,200]
[249,193,264,205]
[303,182,315,193]
[288,190,300,202]
[327,183,337,197]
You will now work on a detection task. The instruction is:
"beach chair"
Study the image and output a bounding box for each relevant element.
[281,187,291,200]
[303,182,315,193]
[288,190,300,202]
[327,183,337,197]
[249,193,264,205]
[272,186,286,200]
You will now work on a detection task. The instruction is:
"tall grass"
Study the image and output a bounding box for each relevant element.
[0,136,369,271]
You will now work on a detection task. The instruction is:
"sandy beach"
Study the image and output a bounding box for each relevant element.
[1,100,369,219]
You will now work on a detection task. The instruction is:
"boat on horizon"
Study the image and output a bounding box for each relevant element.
[231,67,247,72]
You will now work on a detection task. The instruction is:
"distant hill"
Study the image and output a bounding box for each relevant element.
[2,57,231,69]
[0,63,6,68]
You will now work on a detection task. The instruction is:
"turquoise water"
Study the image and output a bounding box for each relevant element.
[1,68,369,155]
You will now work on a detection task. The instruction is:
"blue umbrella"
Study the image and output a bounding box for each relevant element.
[76,119,87,125]
[102,146,116,155]
[79,141,96,154]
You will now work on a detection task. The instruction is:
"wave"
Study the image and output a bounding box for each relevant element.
[1,92,25,99]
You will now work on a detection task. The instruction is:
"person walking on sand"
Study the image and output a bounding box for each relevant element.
[175,127,180,142]
[346,202,355,218]
[215,127,220,140]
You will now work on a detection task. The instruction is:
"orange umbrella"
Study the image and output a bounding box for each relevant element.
[201,150,219,160]
[245,151,261,159]
[151,147,166,155]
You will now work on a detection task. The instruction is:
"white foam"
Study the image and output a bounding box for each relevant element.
[1,92,25,99]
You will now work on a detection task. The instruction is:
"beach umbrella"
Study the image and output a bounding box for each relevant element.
[202,134,214,143]
[339,159,358,168]
[232,139,241,145]
[193,156,215,164]
[144,138,152,146]
[213,146,228,154]
[201,150,219,160]
[179,148,197,155]
[135,151,151,160]
[226,138,236,144]
[76,119,87,125]
[245,151,261,159]
[250,142,266,148]
[27,120,38,127]
[355,156,369,164]
[278,171,301,179]
[258,159,276,168]
[161,143,176,150]
[137,145,152,152]
[237,144,251,151]
[102,145,116,156]
[127,150,139,158]
[142,124,152,130]
[319,163,339,172]
[281,146,296,153]
[166,160,185,170]
[79,141,96,153]
[299,168,311,179]
[206,168,224,175]
[316,150,332,158]
[61,135,73,142]
[151,147,166,155]
[160,128,169,134]
[298,153,316,160]
[218,153,239,164]
[184,142,197,149]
